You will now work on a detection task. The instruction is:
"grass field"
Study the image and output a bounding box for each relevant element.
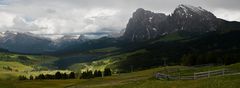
[0,61,71,80]
[69,49,148,72]
[0,53,70,81]
[0,53,59,69]
[0,63,240,88]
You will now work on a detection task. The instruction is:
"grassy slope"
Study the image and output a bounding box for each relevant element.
[88,47,120,53]
[0,53,59,68]
[0,53,72,80]
[0,61,33,71]
[1,63,240,88]
[106,75,240,88]
[0,61,71,80]
[69,49,148,72]
[0,61,33,80]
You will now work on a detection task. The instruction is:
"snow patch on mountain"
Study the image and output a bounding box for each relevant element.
[149,17,153,22]
[178,4,207,15]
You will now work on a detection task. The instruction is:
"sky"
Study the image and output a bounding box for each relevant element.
[0,0,239,35]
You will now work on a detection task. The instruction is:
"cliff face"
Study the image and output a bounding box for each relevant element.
[123,4,227,41]
[123,8,167,41]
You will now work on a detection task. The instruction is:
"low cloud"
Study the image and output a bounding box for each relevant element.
[213,9,240,21]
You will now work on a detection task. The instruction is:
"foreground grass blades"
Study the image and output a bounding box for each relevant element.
[0,74,239,88]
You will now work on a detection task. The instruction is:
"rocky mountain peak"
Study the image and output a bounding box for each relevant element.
[135,8,145,13]
[123,8,167,41]
[123,5,224,41]
[173,4,216,19]
[176,4,207,14]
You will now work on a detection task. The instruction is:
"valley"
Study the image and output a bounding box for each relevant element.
[0,4,239,88]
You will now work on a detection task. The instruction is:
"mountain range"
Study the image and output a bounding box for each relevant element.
[0,31,88,54]
[0,4,240,54]
[123,4,240,41]
[0,4,240,73]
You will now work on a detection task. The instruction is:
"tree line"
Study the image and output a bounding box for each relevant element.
[80,68,112,79]
[19,72,76,80]
[18,68,112,80]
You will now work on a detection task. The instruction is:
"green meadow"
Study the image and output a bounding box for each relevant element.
[0,62,240,88]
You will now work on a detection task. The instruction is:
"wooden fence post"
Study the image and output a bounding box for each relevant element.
[208,71,210,78]
[179,72,181,80]
[194,73,196,80]
[222,69,225,76]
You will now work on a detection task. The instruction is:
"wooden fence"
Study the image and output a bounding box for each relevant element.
[193,69,226,79]
[155,69,228,80]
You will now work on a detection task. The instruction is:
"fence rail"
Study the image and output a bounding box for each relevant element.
[155,69,229,80]
[193,69,226,79]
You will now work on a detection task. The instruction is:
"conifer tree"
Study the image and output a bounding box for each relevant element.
[69,72,75,79]
[55,72,62,79]
[29,75,34,80]
[104,68,112,76]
